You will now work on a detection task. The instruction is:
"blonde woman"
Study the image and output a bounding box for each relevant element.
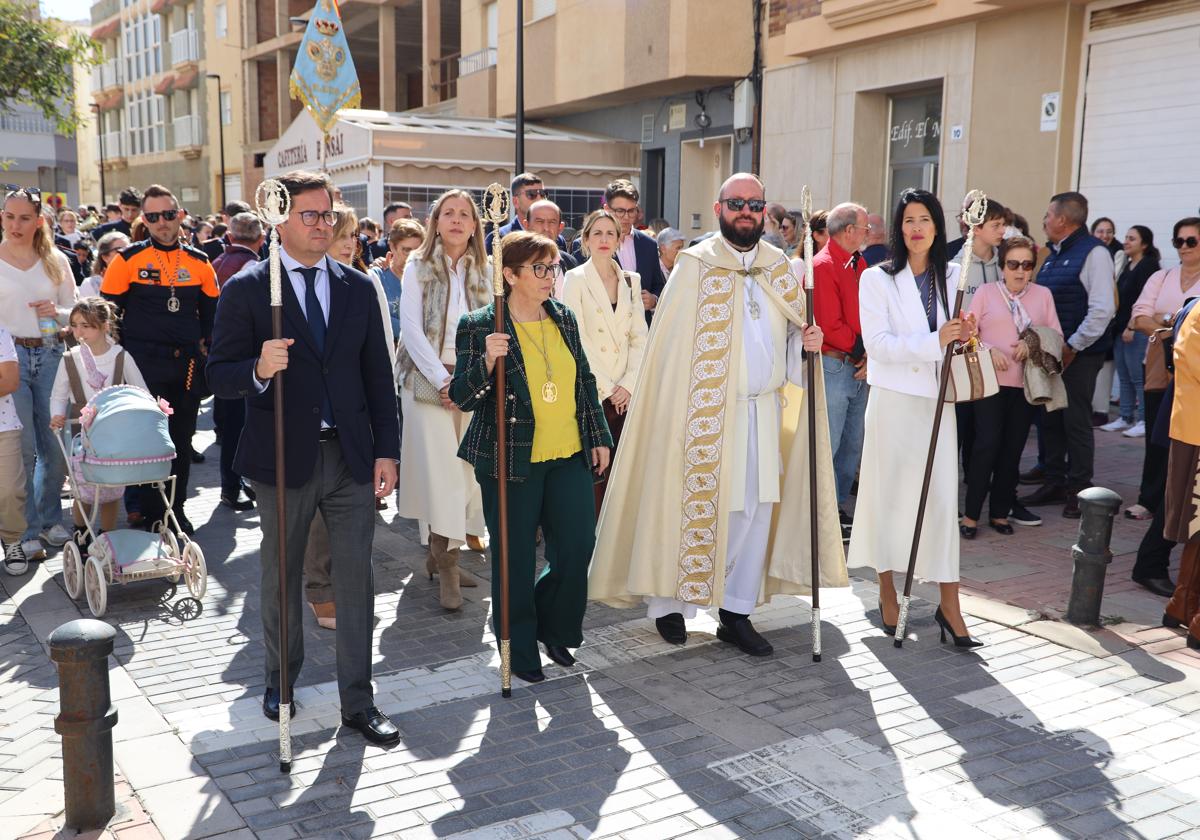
[561,209,647,511]
[0,188,75,561]
[396,190,491,610]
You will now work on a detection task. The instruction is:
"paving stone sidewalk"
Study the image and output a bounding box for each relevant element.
[3,404,1200,839]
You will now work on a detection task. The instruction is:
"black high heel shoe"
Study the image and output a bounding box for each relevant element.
[934,607,983,649]
[878,600,896,636]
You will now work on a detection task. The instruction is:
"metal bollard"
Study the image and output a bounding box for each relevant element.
[49,619,118,831]
[1065,487,1123,626]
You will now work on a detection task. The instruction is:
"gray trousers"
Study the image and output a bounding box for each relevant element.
[252,439,377,714]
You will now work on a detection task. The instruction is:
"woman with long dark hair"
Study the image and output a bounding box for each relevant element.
[1100,225,1161,438]
[848,188,982,648]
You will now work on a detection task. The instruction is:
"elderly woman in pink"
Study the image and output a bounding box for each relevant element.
[961,236,1062,537]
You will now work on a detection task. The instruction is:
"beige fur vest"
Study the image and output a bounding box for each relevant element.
[395,242,493,385]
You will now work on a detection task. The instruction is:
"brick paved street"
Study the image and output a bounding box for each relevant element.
[4,403,1200,839]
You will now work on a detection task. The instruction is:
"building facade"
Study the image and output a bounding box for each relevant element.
[456,0,757,233]
[86,0,247,212]
[761,0,1200,263]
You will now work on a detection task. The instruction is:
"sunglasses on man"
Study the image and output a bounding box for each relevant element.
[721,198,767,213]
[1004,259,1036,271]
[522,188,548,200]
[1173,235,1199,249]
[143,209,182,223]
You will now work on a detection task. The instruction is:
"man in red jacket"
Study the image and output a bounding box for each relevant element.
[811,202,869,537]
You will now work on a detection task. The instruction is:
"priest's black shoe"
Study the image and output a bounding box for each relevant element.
[1134,576,1175,598]
[514,668,546,683]
[220,493,255,512]
[655,613,687,645]
[341,706,400,745]
[716,611,773,657]
[544,644,576,667]
[262,687,295,722]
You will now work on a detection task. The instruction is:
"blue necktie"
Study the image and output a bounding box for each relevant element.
[297,266,334,427]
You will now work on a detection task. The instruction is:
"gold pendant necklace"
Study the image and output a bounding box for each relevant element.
[518,315,558,403]
[153,245,183,313]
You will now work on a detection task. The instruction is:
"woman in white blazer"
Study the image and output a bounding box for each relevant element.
[848,188,983,649]
[561,209,649,511]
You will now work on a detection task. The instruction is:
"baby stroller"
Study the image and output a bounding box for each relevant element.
[56,385,207,617]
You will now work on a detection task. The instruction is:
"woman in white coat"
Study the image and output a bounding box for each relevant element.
[396,190,492,611]
[848,188,982,648]
[561,209,648,511]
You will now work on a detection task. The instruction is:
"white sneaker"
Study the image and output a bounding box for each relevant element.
[3,542,29,576]
[20,540,46,561]
[1099,418,1131,432]
[1122,421,1146,438]
[40,524,71,547]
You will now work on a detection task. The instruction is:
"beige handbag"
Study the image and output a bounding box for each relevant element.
[411,280,455,406]
[944,337,1000,403]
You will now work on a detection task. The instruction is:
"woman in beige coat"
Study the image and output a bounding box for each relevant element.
[561,209,648,511]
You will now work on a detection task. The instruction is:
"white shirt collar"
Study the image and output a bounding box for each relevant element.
[279,246,328,277]
[720,236,759,271]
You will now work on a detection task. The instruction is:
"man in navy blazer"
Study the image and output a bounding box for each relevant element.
[206,170,401,745]
[484,171,568,252]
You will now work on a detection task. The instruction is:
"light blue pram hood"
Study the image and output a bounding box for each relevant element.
[76,385,176,485]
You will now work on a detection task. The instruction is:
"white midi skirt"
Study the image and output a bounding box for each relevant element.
[847,386,959,583]
[396,386,485,548]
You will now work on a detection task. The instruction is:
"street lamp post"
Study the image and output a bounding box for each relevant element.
[515,0,524,175]
[206,73,226,210]
[90,103,106,204]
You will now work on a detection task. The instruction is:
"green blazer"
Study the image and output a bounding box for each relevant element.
[450,298,613,482]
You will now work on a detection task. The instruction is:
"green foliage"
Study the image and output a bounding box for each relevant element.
[0,2,101,136]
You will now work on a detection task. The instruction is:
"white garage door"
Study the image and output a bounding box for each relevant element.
[1078,18,1200,266]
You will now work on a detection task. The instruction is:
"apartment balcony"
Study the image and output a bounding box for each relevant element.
[90,59,123,92]
[458,47,496,77]
[172,114,203,157]
[95,132,126,165]
[169,28,200,66]
[457,48,497,118]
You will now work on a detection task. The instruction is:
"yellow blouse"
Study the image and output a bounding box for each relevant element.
[513,318,583,462]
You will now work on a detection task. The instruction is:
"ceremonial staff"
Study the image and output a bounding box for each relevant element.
[893,190,987,647]
[254,180,295,771]
[800,186,822,663]
[481,184,514,697]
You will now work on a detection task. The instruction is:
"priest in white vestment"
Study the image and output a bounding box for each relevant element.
[588,174,848,656]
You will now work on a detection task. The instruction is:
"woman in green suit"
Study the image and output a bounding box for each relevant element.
[450,231,612,683]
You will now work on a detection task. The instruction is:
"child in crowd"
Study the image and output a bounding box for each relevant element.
[0,325,28,575]
[49,298,148,543]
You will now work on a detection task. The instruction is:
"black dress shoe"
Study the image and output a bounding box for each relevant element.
[1019,466,1046,485]
[989,521,1015,536]
[341,706,400,745]
[959,524,977,540]
[220,494,255,512]
[715,616,773,656]
[1164,612,1184,629]
[241,483,256,501]
[262,687,295,721]
[513,668,546,683]
[1062,497,1081,519]
[1019,483,1068,506]
[191,450,206,463]
[544,644,576,667]
[655,613,687,645]
[1134,577,1176,598]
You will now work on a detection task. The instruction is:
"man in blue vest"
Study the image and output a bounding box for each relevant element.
[1020,192,1116,518]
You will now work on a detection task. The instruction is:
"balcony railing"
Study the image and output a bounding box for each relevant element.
[169,28,199,65]
[91,59,123,91]
[173,114,201,148]
[95,131,126,160]
[430,51,461,102]
[458,47,497,77]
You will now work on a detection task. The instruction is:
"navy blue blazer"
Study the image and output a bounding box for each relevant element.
[205,256,400,488]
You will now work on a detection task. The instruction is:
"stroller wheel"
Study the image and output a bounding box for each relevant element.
[182,542,207,599]
[62,541,83,600]
[84,556,108,617]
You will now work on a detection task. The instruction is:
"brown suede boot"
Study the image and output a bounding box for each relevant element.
[429,534,464,610]
[1166,541,1200,628]
[426,541,478,586]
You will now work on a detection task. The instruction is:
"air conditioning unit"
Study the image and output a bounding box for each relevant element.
[733,79,755,131]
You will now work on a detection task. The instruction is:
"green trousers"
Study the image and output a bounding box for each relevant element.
[476,452,597,672]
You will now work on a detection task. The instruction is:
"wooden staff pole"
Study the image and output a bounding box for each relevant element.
[254,180,294,771]
[482,184,514,697]
[893,190,987,647]
[800,186,822,662]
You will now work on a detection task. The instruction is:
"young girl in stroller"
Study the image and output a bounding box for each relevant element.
[49,297,148,545]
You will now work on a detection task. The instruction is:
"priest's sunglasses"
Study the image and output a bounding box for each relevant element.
[143,210,181,223]
[297,209,341,227]
[1004,259,1036,271]
[519,262,564,279]
[720,198,767,213]
[1173,236,1199,249]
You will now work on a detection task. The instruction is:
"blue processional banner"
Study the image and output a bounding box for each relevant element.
[288,0,362,135]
